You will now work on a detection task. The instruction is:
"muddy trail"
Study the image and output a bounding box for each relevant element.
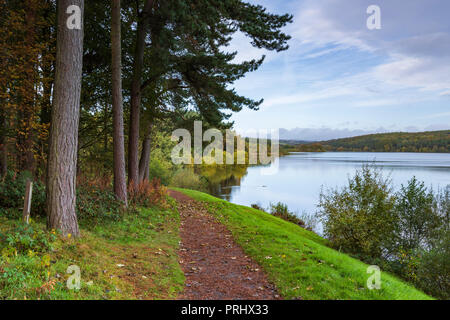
[169,190,279,300]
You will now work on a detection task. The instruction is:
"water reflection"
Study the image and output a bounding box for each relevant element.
[198,165,249,202]
[204,152,450,216]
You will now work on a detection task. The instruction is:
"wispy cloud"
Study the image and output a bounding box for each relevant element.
[230,0,450,132]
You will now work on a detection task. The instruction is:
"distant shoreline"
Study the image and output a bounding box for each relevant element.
[280,130,450,154]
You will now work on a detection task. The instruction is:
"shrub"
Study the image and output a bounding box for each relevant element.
[394,177,438,252]
[416,232,450,300]
[76,177,124,224]
[318,165,396,262]
[0,171,46,218]
[414,186,449,299]
[269,202,305,227]
[128,178,167,207]
[389,178,441,278]
[251,203,265,211]
[170,168,205,191]
[0,222,57,255]
[298,212,320,233]
[319,165,449,299]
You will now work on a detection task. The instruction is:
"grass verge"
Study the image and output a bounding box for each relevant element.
[173,188,432,300]
[0,200,184,300]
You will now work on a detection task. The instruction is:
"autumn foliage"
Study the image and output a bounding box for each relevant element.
[0,0,55,175]
[128,178,167,207]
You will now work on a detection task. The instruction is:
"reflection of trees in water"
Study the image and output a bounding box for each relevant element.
[197,165,249,200]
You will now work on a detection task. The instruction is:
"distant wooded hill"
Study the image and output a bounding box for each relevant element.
[292,130,450,153]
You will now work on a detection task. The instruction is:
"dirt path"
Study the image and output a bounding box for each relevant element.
[169,190,279,300]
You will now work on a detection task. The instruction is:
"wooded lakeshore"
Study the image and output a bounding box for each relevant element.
[0,0,448,302]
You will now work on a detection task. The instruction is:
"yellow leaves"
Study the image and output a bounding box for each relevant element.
[41,254,51,268]
[1,247,18,259]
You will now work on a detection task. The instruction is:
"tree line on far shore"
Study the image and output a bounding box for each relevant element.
[291,130,450,153]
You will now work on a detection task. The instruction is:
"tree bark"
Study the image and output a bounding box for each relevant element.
[138,122,153,182]
[128,0,154,188]
[111,0,128,206]
[46,0,84,236]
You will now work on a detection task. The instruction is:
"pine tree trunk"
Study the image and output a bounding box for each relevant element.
[111,0,128,205]
[128,0,154,188]
[139,122,153,182]
[46,0,84,236]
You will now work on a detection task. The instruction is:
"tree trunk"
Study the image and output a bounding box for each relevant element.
[128,0,154,188]
[139,122,153,182]
[46,0,84,237]
[111,0,128,205]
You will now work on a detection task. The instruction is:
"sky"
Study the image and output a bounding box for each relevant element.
[227,0,450,141]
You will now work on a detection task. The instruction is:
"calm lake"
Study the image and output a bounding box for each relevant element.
[208,152,450,218]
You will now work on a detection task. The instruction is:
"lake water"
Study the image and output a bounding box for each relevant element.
[210,152,450,218]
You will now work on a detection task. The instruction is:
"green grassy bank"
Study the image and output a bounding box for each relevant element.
[173,188,432,300]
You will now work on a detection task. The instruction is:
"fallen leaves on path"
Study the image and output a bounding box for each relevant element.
[169,190,279,300]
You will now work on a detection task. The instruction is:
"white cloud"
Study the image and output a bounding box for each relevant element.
[293,7,373,52]
[373,55,450,93]
[230,0,450,132]
[289,0,450,96]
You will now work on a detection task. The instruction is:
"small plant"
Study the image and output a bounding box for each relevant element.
[0,222,57,256]
[298,212,319,233]
[269,202,305,227]
[251,203,265,212]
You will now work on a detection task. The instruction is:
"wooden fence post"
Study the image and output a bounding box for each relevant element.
[23,179,33,224]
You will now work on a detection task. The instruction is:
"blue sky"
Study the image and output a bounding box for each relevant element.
[227,0,450,140]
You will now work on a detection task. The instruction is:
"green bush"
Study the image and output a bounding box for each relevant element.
[389,178,441,278]
[394,177,439,252]
[414,186,449,299]
[318,165,397,263]
[416,234,450,300]
[76,183,124,225]
[319,165,449,299]
[0,171,46,218]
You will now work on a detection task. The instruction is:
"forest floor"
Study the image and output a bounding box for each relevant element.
[169,190,279,300]
[0,205,185,300]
